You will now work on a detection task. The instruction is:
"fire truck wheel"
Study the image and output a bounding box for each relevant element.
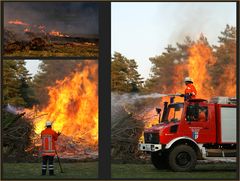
[168,145,197,172]
[151,151,168,169]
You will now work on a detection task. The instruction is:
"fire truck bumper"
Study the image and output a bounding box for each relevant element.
[139,143,162,152]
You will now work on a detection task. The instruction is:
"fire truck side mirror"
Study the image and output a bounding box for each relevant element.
[156,108,162,114]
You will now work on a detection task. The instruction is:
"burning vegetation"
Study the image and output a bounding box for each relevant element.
[49,30,70,37]
[111,93,162,162]
[4,18,99,57]
[111,25,236,162]
[3,60,98,161]
[8,19,29,26]
[7,19,70,37]
[29,61,98,159]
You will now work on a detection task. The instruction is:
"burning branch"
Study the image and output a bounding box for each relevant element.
[8,19,29,26]
[7,19,70,37]
[49,30,69,37]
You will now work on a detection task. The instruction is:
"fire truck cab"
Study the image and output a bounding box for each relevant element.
[139,97,236,171]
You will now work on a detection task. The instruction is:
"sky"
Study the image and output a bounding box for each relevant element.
[111,2,236,80]
[25,60,41,76]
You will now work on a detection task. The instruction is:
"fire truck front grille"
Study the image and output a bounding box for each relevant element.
[144,132,159,144]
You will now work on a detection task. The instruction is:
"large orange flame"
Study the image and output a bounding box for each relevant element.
[144,39,236,130]
[187,42,216,99]
[33,62,98,146]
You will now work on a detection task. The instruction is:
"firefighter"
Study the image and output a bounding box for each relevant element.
[183,77,197,101]
[41,121,60,176]
[198,107,207,122]
[198,110,206,122]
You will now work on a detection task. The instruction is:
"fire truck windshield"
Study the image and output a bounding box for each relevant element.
[163,103,184,123]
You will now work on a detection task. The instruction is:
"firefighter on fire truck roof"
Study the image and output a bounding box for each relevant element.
[183,77,197,101]
[41,121,60,176]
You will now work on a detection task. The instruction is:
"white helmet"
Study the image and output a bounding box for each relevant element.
[184,77,193,83]
[46,121,52,127]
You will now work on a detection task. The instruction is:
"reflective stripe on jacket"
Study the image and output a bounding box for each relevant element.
[41,128,59,156]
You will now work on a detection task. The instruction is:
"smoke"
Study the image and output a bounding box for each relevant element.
[167,3,215,45]
[111,92,166,107]
[133,93,169,99]
[4,104,23,115]
[4,2,99,36]
[170,6,209,43]
[111,92,166,124]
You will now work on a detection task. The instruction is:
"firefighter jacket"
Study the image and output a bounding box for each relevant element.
[41,128,59,156]
[185,83,197,99]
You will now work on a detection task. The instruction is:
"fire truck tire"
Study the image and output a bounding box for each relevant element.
[151,151,168,169]
[168,145,197,172]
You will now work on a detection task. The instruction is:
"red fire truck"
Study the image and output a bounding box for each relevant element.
[139,96,236,171]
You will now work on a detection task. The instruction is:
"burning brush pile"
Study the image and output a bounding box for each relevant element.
[23,61,99,160]
[2,109,35,162]
[111,93,163,162]
[111,40,236,162]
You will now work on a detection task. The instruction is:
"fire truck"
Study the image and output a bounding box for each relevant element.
[139,96,237,171]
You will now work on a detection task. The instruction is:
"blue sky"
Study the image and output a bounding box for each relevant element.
[111,2,236,79]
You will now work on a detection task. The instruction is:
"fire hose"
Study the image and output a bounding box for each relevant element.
[55,149,64,173]
[165,93,184,97]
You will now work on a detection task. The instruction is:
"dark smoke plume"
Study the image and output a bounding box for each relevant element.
[4,2,99,36]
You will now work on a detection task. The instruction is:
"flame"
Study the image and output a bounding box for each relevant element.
[143,38,236,132]
[8,19,29,26]
[38,25,46,30]
[7,19,70,37]
[214,44,236,97]
[24,28,30,32]
[217,64,236,96]
[49,30,69,37]
[187,42,216,99]
[172,63,187,93]
[33,61,98,146]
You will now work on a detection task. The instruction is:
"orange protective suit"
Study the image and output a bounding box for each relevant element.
[185,83,197,99]
[41,128,59,156]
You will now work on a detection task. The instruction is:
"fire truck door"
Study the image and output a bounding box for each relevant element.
[186,106,212,142]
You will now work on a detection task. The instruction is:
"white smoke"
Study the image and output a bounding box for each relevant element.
[111,92,166,126]
[4,104,24,115]
[111,92,166,106]
[132,93,168,99]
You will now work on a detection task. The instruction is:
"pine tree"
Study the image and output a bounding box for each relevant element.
[144,44,183,93]
[17,60,38,107]
[3,60,37,107]
[3,60,23,106]
[111,52,143,93]
[211,25,236,96]
[126,59,144,92]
